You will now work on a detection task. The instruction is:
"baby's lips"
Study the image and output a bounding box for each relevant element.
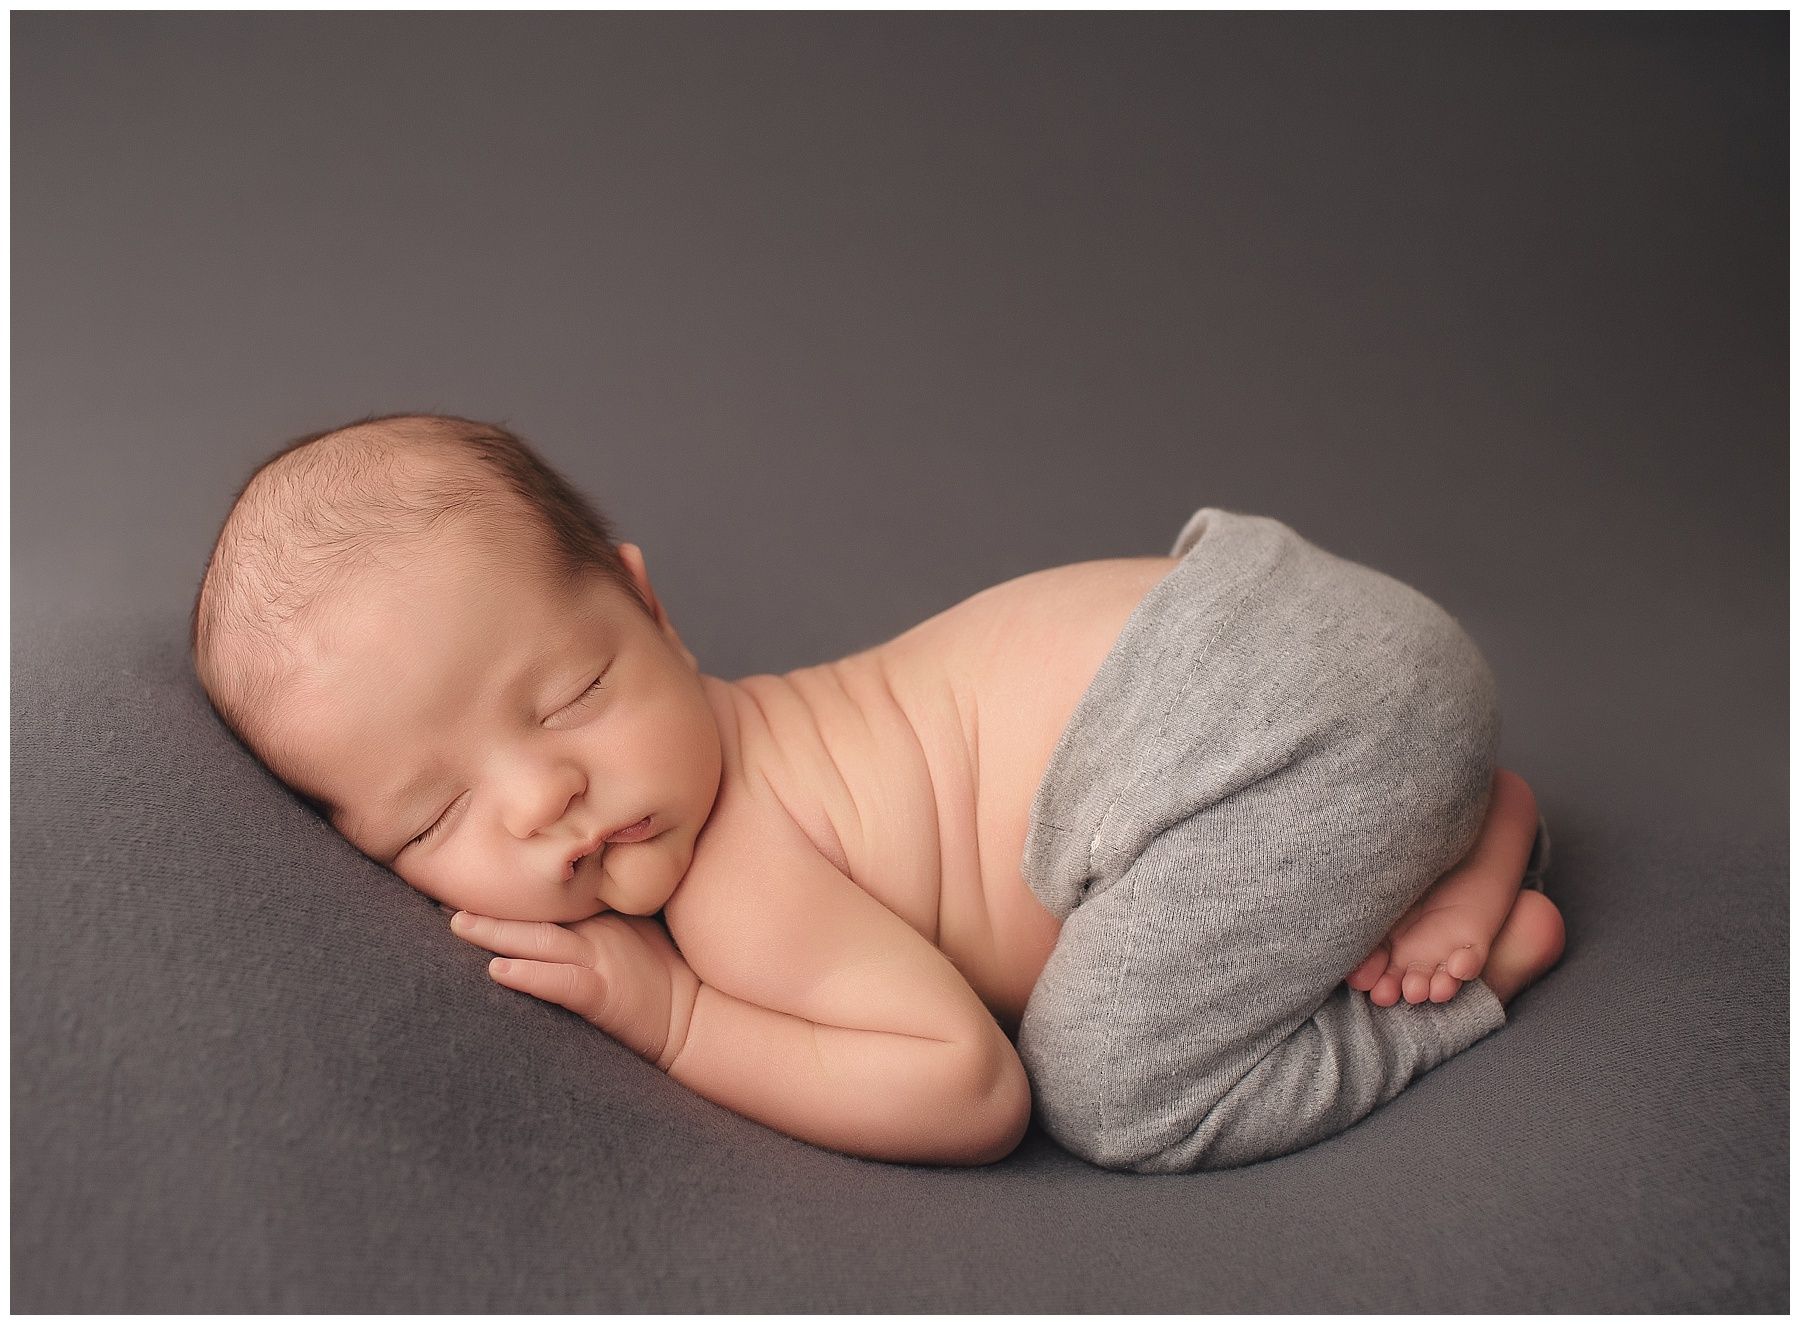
[602,814,656,844]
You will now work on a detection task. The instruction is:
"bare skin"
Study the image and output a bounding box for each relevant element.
[1347,767,1565,1007]
[1469,890,1565,1006]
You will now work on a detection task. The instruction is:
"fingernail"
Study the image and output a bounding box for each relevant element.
[492,959,510,976]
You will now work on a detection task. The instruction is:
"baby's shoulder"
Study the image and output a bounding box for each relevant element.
[661,763,853,974]
[659,763,964,1021]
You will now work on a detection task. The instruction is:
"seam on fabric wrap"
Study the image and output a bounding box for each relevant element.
[1095,869,1141,1152]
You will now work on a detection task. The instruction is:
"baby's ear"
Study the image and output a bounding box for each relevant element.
[619,543,670,618]
[616,543,698,668]
[617,542,659,607]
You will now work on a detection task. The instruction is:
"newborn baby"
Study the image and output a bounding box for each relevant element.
[191,413,1564,1171]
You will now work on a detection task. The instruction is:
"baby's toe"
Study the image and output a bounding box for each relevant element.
[1369,968,1402,1007]
[1401,963,1437,1004]
[1347,945,1389,991]
[1428,963,1463,1003]
[1445,943,1486,982]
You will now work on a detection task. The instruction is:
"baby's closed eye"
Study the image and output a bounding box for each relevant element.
[545,666,611,726]
[408,792,466,849]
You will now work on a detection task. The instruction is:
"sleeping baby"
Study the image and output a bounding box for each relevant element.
[189,412,1564,1172]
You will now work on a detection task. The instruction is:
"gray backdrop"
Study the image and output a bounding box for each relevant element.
[12,11,1787,1311]
[15,10,1787,842]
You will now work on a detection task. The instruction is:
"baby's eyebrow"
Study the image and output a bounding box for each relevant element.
[360,767,440,845]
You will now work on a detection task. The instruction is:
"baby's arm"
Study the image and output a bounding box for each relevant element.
[662,804,1032,1167]
[452,804,1031,1167]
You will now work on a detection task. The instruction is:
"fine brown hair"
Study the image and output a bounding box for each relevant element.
[190,411,650,774]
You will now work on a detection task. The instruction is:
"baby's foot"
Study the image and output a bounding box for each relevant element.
[1346,768,1542,1007]
[1347,899,1502,1006]
[1479,888,1565,1006]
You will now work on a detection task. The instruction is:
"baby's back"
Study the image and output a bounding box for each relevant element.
[673,554,1179,1037]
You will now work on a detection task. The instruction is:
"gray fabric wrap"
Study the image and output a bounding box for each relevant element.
[1016,506,1508,1173]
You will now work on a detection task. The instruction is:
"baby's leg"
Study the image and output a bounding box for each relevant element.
[1347,768,1540,1006]
[1015,507,1518,1172]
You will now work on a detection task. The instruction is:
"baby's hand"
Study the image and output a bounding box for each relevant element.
[448,909,701,1072]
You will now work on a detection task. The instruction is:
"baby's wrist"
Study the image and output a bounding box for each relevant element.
[657,970,702,1073]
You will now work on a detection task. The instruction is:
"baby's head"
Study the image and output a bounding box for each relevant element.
[191,412,724,921]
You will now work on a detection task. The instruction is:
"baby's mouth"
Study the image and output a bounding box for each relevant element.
[603,814,657,844]
[565,815,653,881]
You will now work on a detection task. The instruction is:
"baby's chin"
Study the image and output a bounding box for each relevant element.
[593,832,691,917]
[593,876,679,919]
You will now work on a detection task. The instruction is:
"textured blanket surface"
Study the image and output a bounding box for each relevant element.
[12,587,1784,1311]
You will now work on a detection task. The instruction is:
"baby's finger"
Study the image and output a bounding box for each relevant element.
[487,958,607,1022]
[449,912,591,966]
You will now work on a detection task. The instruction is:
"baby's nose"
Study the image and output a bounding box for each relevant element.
[497,758,585,839]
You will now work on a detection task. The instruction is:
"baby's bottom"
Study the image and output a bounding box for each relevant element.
[1015,506,1517,1174]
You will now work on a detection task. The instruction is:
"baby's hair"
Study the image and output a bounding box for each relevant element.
[190,411,650,775]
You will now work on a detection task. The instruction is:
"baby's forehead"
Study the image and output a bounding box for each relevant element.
[304,546,607,674]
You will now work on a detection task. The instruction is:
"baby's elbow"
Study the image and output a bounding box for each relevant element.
[944,1032,1033,1166]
